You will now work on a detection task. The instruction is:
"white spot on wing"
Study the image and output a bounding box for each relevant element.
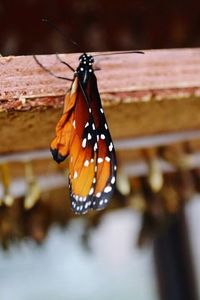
[100,134,105,140]
[111,176,115,184]
[89,187,94,195]
[74,171,78,179]
[82,138,87,148]
[96,192,101,198]
[99,199,104,205]
[85,122,89,128]
[100,108,103,114]
[105,123,108,130]
[109,142,113,152]
[88,133,92,140]
[84,160,89,167]
[97,158,103,163]
[105,156,110,162]
[104,186,112,193]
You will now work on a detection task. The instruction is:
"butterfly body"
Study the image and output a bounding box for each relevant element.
[76,53,94,86]
[50,53,117,214]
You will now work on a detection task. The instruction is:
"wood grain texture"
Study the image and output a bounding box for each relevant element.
[1,48,200,153]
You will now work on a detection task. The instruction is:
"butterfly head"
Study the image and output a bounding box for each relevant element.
[77,53,94,74]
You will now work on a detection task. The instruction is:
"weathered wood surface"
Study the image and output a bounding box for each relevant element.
[1,48,200,153]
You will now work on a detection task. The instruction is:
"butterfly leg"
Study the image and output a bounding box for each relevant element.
[33,55,73,81]
[55,53,75,72]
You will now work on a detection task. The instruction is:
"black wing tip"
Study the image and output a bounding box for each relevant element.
[92,193,113,211]
[50,148,67,164]
[70,201,91,215]
[69,190,93,214]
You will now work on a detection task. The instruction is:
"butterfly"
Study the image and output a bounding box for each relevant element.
[50,53,117,214]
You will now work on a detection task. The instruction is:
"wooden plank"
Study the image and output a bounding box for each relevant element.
[1,48,200,153]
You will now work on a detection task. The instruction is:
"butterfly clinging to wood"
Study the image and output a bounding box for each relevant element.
[34,19,144,214]
[38,52,117,214]
[35,45,143,214]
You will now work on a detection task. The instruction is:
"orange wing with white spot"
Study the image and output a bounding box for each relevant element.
[50,77,98,214]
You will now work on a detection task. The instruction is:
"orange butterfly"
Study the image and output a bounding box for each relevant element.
[50,53,117,214]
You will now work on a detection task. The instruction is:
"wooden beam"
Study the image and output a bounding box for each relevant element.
[1,48,200,153]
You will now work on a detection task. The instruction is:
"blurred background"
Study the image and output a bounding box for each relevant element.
[1,1,200,300]
[1,0,200,56]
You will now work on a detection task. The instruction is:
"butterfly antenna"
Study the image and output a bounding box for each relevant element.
[93,50,144,57]
[42,18,82,52]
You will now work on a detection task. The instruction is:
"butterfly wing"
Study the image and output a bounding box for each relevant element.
[51,60,117,214]
[86,74,117,210]
[50,77,97,214]
[50,83,77,163]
